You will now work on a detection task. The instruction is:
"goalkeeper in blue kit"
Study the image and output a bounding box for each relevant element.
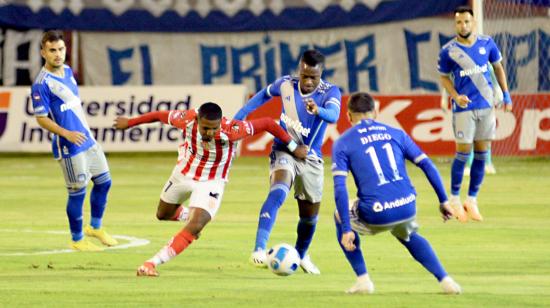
[332,92,461,294]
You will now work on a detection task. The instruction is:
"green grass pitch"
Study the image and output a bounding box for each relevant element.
[0,153,549,307]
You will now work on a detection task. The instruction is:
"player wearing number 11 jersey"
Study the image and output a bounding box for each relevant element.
[331,92,461,294]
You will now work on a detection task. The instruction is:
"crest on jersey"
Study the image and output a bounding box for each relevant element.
[479,47,486,55]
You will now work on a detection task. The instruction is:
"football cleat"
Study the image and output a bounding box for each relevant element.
[70,238,104,252]
[440,276,462,294]
[346,275,374,294]
[84,225,118,246]
[449,195,468,223]
[249,249,268,268]
[300,255,320,275]
[137,262,159,277]
[463,198,483,221]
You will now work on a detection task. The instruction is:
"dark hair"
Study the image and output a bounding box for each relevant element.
[198,102,222,120]
[454,5,473,16]
[41,30,64,48]
[348,92,375,113]
[301,49,325,68]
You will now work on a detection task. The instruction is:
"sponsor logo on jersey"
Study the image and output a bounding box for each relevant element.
[372,193,416,212]
[459,63,488,77]
[280,113,311,137]
[60,99,81,112]
[479,47,486,55]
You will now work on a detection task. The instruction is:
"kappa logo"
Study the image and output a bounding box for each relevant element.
[0,92,11,140]
[209,192,220,199]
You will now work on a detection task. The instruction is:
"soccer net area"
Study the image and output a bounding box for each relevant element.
[478,0,549,156]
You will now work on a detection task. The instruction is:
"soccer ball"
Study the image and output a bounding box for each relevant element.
[266,243,301,276]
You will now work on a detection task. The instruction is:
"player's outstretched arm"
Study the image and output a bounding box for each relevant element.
[113,111,171,130]
[233,88,271,121]
[247,118,308,159]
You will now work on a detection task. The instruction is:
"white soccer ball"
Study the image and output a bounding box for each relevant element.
[266,243,301,276]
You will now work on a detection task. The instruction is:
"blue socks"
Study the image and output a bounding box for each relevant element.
[398,232,448,281]
[295,216,318,258]
[254,183,289,251]
[451,151,470,195]
[90,172,111,229]
[469,151,488,197]
[334,215,367,276]
[67,187,86,241]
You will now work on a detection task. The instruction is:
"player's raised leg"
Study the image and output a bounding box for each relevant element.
[250,168,292,268]
[137,207,206,276]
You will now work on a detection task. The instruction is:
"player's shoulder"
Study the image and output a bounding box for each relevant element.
[477,34,493,42]
[32,68,49,86]
[275,75,294,84]
[441,38,458,51]
[318,79,339,93]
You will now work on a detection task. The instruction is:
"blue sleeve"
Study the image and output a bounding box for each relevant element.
[233,77,286,120]
[488,37,502,64]
[437,48,452,75]
[317,102,340,123]
[31,83,51,117]
[233,88,271,120]
[417,157,448,204]
[401,132,424,162]
[332,140,352,232]
[317,86,341,123]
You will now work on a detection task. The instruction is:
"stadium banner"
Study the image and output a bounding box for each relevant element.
[79,17,550,95]
[238,94,550,157]
[0,85,246,153]
[0,0,466,32]
[1,89,548,156]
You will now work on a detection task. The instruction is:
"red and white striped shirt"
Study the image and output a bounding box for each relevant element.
[128,109,294,182]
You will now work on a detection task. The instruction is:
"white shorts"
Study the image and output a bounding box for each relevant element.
[269,150,324,203]
[347,199,418,241]
[160,173,225,219]
[58,144,109,191]
[453,108,496,143]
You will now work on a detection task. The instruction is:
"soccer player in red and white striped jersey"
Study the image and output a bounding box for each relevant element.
[114,102,307,276]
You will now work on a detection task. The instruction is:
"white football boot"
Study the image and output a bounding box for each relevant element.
[249,249,267,268]
[300,254,320,275]
[440,276,462,294]
[346,274,374,294]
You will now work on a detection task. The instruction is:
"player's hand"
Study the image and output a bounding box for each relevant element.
[113,116,130,129]
[63,130,87,146]
[504,104,512,112]
[439,201,454,222]
[305,98,319,115]
[292,145,309,160]
[454,95,470,108]
[341,231,356,252]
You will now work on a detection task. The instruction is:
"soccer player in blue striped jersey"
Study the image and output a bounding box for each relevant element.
[332,92,460,294]
[31,30,117,251]
[438,6,513,222]
[234,49,341,274]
